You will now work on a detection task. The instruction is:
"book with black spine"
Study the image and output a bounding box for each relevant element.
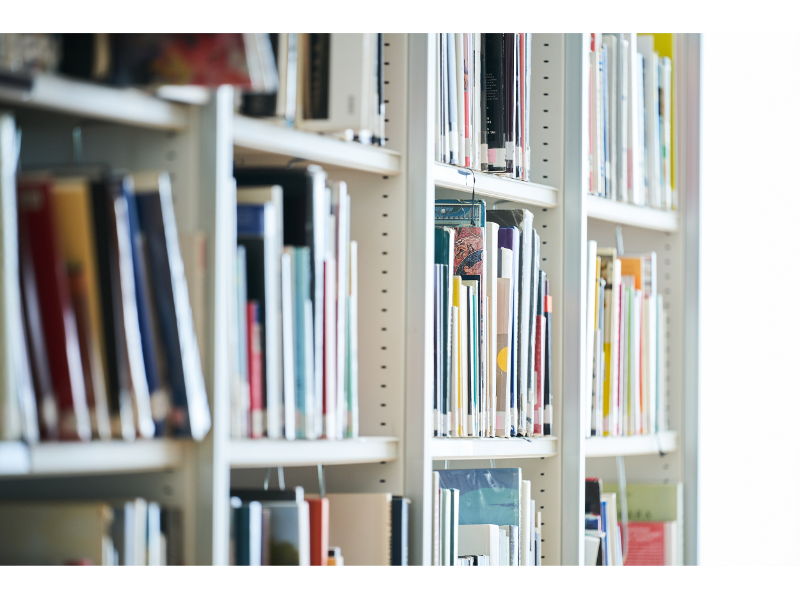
[482,33,505,172]
[135,172,210,441]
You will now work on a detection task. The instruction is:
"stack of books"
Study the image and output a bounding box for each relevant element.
[436,34,533,180]
[433,468,541,566]
[231,167,358,440]
[433,199,553,438]
[0,499,183,565]
[229,489,409,566]
[586,242,666,438]
[585,479,681,566]
[1,166,210,443]
[587,33,674,210]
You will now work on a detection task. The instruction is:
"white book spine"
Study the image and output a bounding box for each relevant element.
[456,33,466,167]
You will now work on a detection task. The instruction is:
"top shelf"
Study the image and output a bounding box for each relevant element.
[0,74,189,131]
[233,116,402,176]
[586,195,679,232]
[434,163,558,208]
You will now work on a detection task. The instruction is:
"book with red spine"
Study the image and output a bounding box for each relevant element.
[18,209,58,440]
[308,497,329,566]
[625,521,678,566]
[247,300,263,439]
[17,179,91,441]
[518,33,526,180]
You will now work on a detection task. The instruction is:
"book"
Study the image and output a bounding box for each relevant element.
[134,172,210,441]
[436,468,521,528]
[327,493,392,566]
[17,178,91,441]
[231,487,310,566]
[308,497,329,566]
[236,190,283,439]
[246,300,263,438]
[18,193,58,440]
[391,496,410,566]
[4,160,38,446]
[0,501,114,565]
[458,524,499,566]
[298,34,380,144]
[50,177,111,440]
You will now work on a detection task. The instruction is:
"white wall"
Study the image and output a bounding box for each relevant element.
[698,34,800,565]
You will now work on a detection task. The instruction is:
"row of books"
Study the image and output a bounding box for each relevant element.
[434,199,553,438]
[0,163,210,443]
[588,33,674,210]
[436,34,533,180]
[433,468,542,566]
[0,33,386,146]
[230,167,358,440]
[0,499,183,565]
[585,479,681,566]
[229,488,408,566]
[586,242,666,438]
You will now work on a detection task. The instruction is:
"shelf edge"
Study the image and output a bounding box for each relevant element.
[227,436,400,469]
[233,116,402,176]
[586,195,679,232]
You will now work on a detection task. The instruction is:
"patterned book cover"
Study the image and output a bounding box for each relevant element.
[434,199,485,227]
[453,227,483,278]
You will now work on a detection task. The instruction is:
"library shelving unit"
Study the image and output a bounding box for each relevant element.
[568,33,701,565]
[0,33,700,566]
[0,38,407,565]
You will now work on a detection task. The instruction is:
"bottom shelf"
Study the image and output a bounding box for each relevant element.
[227,436,399,468]
[584,431,679,458]
[431,436,558,461]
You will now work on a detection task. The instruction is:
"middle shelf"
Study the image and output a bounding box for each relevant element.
[431,436,558,461]
[227,436,400,469]
[434,162,558,207]
[584,431,679,458]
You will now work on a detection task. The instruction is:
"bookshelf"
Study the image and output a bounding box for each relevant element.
[572,33,701,565]
[0,33,700,567]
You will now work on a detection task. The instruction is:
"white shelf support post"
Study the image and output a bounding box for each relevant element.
[562,33,589,566]
[405,33,435,566]
[192,86,234,565]
[679,33,702,567]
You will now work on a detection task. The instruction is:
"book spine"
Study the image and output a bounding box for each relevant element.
[483,33,505,172]
[280,251,296,440]
[543,283,552,436]
[503,33,515,174]
[447,33,458,165]
[18,180,91,441]
[247,301,263,438]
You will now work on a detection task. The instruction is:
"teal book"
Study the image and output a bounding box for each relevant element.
[434,198,486,227]
[435,468,521,527]
[291,247,312,439]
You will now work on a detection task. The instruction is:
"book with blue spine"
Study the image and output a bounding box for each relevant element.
[122,181,167,435]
